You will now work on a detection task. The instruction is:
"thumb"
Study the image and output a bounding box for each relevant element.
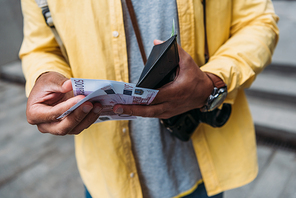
[153,39,164,45]
[29,94,86,124]
[61,79,73,93]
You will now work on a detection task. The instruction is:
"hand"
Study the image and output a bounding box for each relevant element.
[26,72,102,135]
[113,40,214,119]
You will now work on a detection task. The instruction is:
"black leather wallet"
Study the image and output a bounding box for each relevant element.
[136,35,179,89]
[136,35,231,141]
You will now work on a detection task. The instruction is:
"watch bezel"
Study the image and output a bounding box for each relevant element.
[201,86,227,112]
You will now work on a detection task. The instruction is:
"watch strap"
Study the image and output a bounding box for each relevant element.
[205,73,226,89]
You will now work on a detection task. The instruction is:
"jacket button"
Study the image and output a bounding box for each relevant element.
[122,128,126,133]
[113,31,119,38]
[130,173,135,178]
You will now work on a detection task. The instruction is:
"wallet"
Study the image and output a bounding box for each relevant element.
[136,35,179,89]
[136,35,231,141]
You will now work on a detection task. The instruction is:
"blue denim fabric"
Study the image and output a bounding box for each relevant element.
[84,185,92,198]
[182,183,223,198]
[84,183,223,198]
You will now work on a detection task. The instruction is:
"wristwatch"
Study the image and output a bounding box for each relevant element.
[201,73,228,112]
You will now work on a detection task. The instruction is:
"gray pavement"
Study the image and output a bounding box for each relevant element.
[272,1,296,66]
[0,0,23,66]
[0,80,84,198]
[225,145,296,198]
[0,61,25,84]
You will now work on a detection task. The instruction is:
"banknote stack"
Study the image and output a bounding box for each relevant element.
[57,78,159,122]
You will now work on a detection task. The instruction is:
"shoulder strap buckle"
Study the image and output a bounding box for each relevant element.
[41,6,54,27]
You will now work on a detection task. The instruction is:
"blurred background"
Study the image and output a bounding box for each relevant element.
[0,0,295,197]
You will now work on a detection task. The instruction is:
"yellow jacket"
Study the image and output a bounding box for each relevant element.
[20,0,279,197]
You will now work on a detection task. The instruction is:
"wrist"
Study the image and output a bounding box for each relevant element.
[201,72,215,105]
[205,73,225,89]
[35,71,68,88]
[201,72,227,112]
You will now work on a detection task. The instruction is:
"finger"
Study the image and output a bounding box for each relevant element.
[45,78,71,95]
[150,82,182,105]
[37,101,95,135]
[27,95,85,124]
[67,103,103,135]
[113,103,172,119]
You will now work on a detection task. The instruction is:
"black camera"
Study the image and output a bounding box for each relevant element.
[136,35,231,141]
[160,104,231,141]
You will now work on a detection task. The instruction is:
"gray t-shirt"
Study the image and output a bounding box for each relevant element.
[121,1,202,197]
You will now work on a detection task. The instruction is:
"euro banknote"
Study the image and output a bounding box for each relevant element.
[57,78,159,122]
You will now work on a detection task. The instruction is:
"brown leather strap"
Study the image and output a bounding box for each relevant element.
[203,0,209,63]
[206,73,226,89]
[125,0,147,65]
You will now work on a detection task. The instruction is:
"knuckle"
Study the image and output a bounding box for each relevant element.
[59,124,74,135]
[73,115,84,123]
[27,117,36,125]
[55,129,68,136]
[44,115,57,123]
[86,114,99,124]
[26,111,37,125]
[145,104,167,118]
[55,124,72,135]
[144,107,158,118]
[46,110,61,121]
[160,106,167,113]
[71,128,83,135]
[159,104,173,119]
[37,125,47,134]
[38,124,68,136]
[145,110,156,118]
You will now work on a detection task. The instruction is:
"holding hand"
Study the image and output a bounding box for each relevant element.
[113,40,214,119]
[26,72,102,135]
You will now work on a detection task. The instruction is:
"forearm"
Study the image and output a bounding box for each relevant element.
[201,0,279,104]
[20,0,72,96]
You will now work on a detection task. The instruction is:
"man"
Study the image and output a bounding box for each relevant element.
[20,0,279,197]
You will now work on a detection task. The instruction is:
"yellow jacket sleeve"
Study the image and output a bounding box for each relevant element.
[200,0,279,104]
[19,0,72,96]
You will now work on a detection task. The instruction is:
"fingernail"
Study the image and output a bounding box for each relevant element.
[83,105,92,113]
[94,106,102,114]
[114,107,123,114]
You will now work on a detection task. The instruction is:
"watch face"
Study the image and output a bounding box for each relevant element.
[209,90,227,110]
